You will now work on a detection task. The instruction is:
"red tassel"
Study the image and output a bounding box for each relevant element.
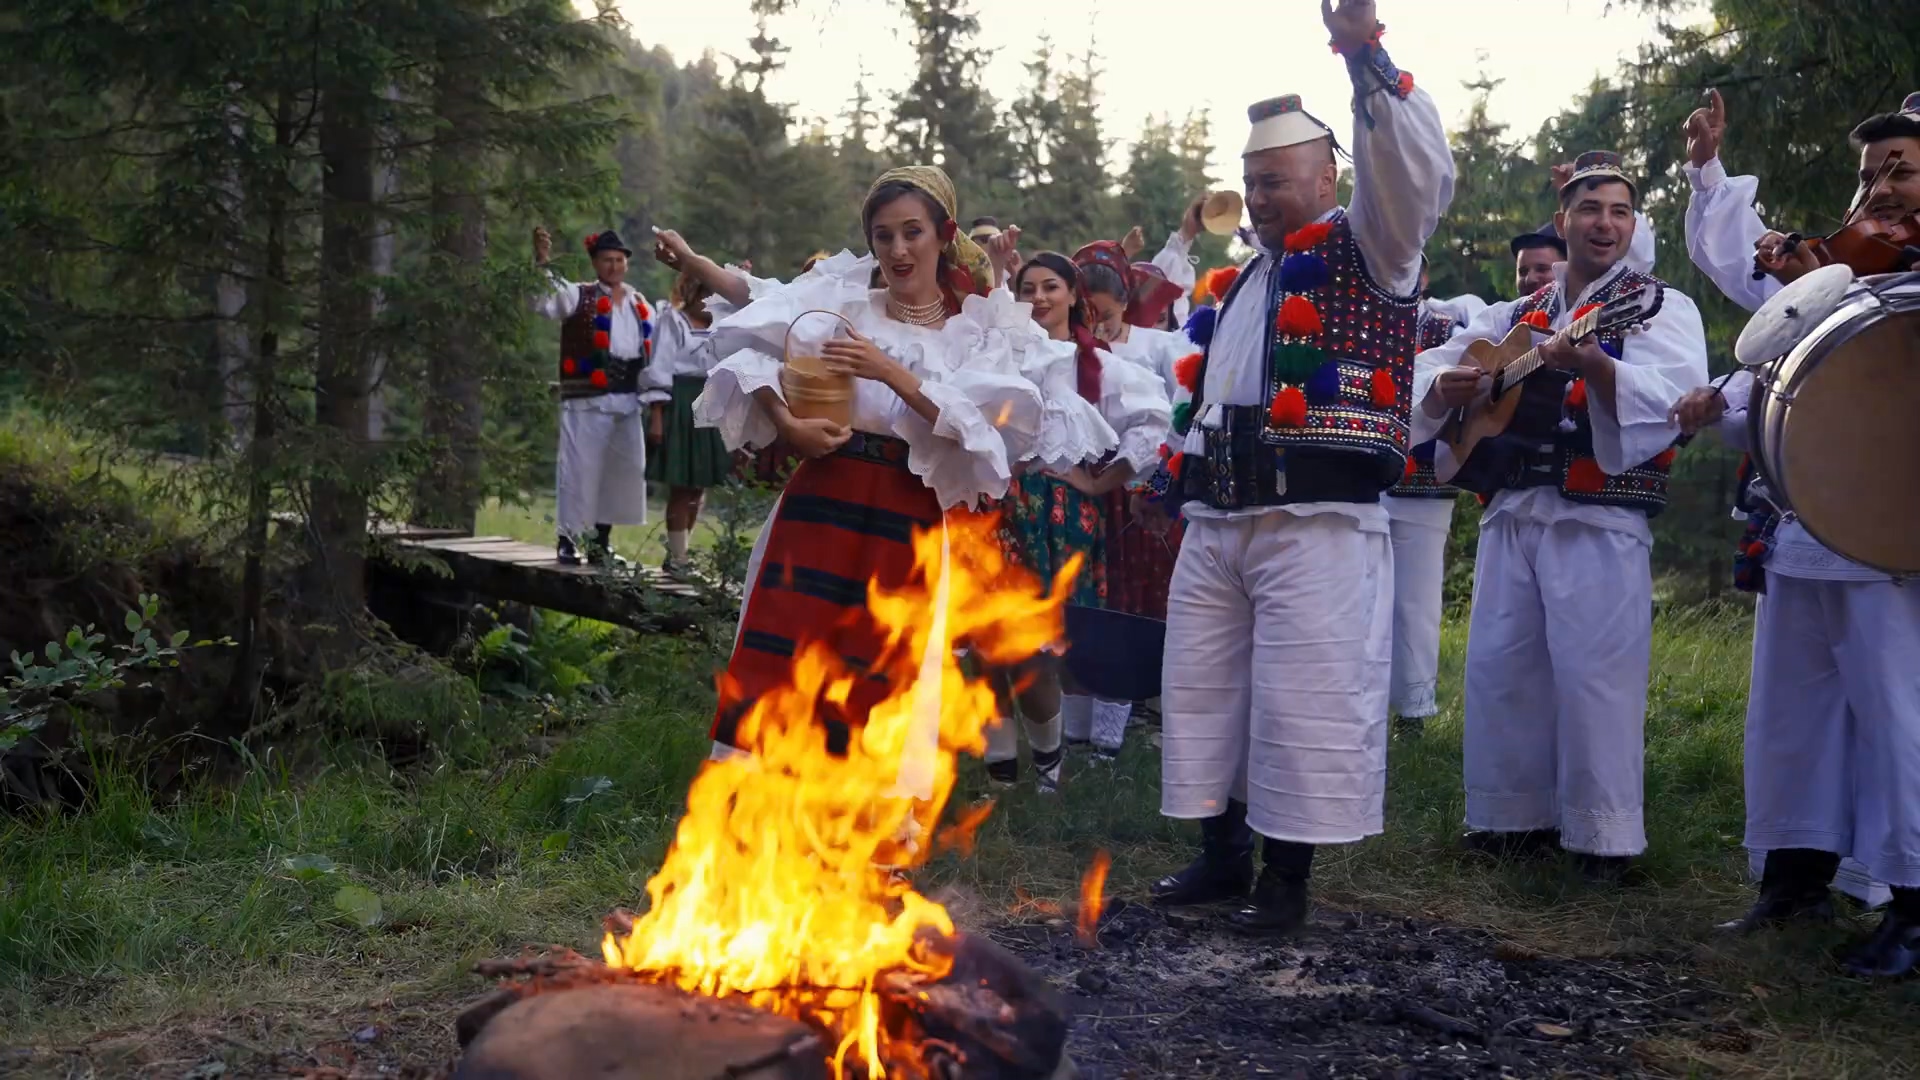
[589,369,609,389]
[1654,447,1679,469]
[1565,379,1588,411]
[1157,443,1173,462]
[1395,71,1415,96]
[1402,455,1417,481]
[1284,221,1335,252]
[1519,310,1551,331]
[1744,540,1768,559]
[1267,385,1309,428]
[1369,368,1398,408]
[561,357,578,376]
[595,296,612,314]
[1566,457,1608,493]
[1276,295,1324,338]
[593,330,611,350]
[1201,265,1240,302]
[1168,453,1185,484]
[1174,352,1203,392]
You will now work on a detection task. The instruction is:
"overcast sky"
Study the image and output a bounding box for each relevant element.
[630,1,1704,181]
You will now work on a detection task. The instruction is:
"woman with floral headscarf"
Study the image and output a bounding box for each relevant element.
[693,166,1104,762]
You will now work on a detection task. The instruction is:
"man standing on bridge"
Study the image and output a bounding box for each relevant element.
[533,226,666,565]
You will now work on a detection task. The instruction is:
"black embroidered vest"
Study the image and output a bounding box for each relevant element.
[559,283,653,400]
[1175,213,1419,510]
[1502,269,1678,516]
[1389,305,1460,499]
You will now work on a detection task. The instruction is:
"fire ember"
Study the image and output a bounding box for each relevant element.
[455,515,1081,1078]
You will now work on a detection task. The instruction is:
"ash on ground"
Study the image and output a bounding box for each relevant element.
[988,900,1713,1080]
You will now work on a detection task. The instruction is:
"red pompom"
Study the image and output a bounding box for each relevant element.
[636,298,651,320]
[1396,71,1415,96]
[1284,221,1335,253]
[1267,385,1309,428]
[1744,540,1768,559]
[561,357,578,376]
[1369,367,1398,408]
[1565,457,1608,493]
[589,369,609,389]
[595,295,612,314]
[1519,310,1551,331]
[1276,295,1324,338]
[1158,442,1173,462]
[1201,265,1240,302]
[1654,447,1679,469]
[1168,452,1185,484]
[1174,352,1204,392]
[593,330,610,350]
[1565,378,1588,411]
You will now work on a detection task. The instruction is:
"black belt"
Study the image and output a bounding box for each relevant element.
[833,431,913,469]
[1180,405,1384,509]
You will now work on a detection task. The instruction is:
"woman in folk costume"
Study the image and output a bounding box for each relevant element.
[979,253,1171,783]
[532,226,667,566]
[639,271,737,574]
[693,166,1056,760]
[1143,0,1455,935]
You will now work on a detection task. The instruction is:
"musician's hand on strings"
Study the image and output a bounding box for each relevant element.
[1684,89,1726,169]
[1432,366,1488,410]
[1667,386,1727,435]
[1540,335,1608,372]
[1755,229,1820,283]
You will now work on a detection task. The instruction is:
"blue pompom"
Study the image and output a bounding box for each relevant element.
[592,314,612,332]
[1303,360,1344,406]
[1184,305,1217,347]
[1279,253,1330,293]
[641,320,653,340]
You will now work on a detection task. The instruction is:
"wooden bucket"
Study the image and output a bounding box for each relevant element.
[780,310,856,428]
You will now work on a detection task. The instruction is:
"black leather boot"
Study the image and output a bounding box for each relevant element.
[1226,839,1312,937]
[1151,800,1255,906]
[1844,888,1920,978]
[1461,828,1561,860]
[557,534,582,566]
[1717,848,1840,934]
[586,523,614,566]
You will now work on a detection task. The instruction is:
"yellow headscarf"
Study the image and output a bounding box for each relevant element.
[866,165,995,299]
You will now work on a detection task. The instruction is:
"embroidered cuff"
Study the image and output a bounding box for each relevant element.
[1346,44,1413,129]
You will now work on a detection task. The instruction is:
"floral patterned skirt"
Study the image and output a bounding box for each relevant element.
[992,473,1106,609]
[1104,489,1185,621]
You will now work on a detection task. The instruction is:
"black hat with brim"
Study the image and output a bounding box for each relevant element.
[584,229,633,257]
[1510,222,1567,258]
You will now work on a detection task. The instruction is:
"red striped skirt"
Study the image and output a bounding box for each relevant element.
[711,433,944,755]
[1103,489,1185,621]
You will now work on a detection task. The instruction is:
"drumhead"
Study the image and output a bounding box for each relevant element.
[1776,304,1920,573]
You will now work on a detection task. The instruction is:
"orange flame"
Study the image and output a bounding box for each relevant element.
[601,511,1065,1077]
[1076,851,1112,947]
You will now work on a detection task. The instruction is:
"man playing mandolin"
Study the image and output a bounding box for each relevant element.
[1411,152,1708,883]
[1672,89,1920,979]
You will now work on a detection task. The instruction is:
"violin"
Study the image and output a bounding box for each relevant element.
[1754,149,1920,281]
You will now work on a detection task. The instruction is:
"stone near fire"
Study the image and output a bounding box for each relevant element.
[454,982,828,1080]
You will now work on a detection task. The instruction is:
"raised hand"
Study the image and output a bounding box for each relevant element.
[1321,0,1380,54]
[1550,162,1575,191]
[1121,226,1146,258]
[533,226,552,265]
[1684,89,1726,169]
[1181,196,1206,242]
[653,226,694,271]
[984,225,1022,283]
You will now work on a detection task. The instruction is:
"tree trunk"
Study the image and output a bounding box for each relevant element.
[415,58,487,532]
[306,85,380,642]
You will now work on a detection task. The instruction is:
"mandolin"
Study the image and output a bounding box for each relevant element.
[1435,283,1666,493]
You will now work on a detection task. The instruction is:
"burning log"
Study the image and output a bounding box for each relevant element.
[454,931,1071,1080]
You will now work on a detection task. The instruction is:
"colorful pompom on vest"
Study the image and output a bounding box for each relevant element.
[558,283,653,400]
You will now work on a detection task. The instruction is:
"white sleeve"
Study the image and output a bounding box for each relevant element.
[1410,299,1516,445]
[1097,352,1173,475]
[1625,211,1657,275]
[1684,158,1781,314]
[692,348,785,452]
[1589,287,1710,473]
[532,270,578,321]
[1346,73,1456,296]
[1708,368,1755,454]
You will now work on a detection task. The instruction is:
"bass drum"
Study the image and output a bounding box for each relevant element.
[1748,271,1920,574]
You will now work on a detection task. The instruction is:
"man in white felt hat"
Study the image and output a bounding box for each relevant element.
[1143,0,1454,936]
[1672,89,1920,978]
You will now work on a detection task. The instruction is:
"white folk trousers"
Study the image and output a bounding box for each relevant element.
[1746,576,1920,889]
[1383,495,1455,718]
[1463,516,1652,856]
[1160,511,1393,844]
[556,394,649,538]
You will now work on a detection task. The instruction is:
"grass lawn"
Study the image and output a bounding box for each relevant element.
[4,594,1919,1075]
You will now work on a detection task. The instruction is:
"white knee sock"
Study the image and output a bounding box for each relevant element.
[1091,698,1131,751]
[1023,711,1063,755]
[984,716,1019,764]
[667,530,690,562]
[1061,695,1093,742]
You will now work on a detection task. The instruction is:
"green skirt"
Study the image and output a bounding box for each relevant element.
[647,375,732,489]
[993,473,1106,609]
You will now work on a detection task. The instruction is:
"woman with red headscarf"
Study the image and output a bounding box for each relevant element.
[978,251,1171,787]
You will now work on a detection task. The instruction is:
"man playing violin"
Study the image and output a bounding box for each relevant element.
[1674,89,1920,979]
[1412,152,1708,884]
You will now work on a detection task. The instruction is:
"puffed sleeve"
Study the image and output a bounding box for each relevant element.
[1411,299,1516,445]
[1707,369,1755,454]
[1097,352,1173,475]
[702,264,784,323]
[1152,232,1198,325]
[694,252,875,452]
[532,270,578,321]
[1685,158,1781,314]
[1012,340,1119,473]
[1588,287,1710,474]
[1344,47,1456,296]
[639,304,683,394]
